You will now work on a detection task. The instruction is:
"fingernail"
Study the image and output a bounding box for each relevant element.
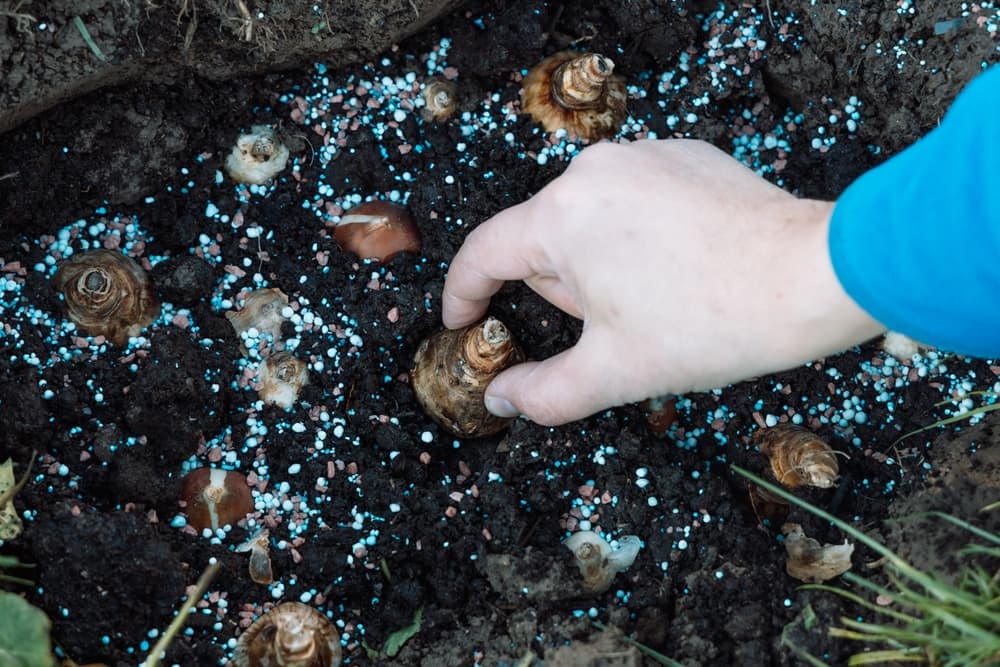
[485,395,518,418]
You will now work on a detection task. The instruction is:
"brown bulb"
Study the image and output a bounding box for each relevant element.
[234,602,342,667]
[420,78,458,122]
[180,468,254,534]
[52,249,160,345]
[521,51,627,141]
[642,395,677,435]
[333,201,421,263]
[411,317,525,438]
[753,424,841,490]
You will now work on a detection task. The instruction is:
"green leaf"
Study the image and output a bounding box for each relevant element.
[384,607,423,658]
[0,592,56,667]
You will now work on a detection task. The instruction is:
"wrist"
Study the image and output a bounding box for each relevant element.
[768,198,885,363]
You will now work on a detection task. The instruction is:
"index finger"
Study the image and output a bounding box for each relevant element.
[442,200,546,328]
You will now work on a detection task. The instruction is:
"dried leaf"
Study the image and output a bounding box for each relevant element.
[0,459,24,541]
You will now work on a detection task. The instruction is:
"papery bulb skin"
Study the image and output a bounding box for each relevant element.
[333,201,421,263]
[411,317,525,438]
[257,352,308,409]
[226,288,290,355]
[233,602,342,667]
[180,468,254,534]
[782,523,854,583]
[52,249,160,345]
[237,528,274,585]
[521,51,627,141]
[562,530,640,594]
[420,78,458,122]
[225,125,290,184]
[753,424,840,490]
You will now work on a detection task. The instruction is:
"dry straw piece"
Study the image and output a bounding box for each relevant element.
[753,423,840,490]
[521,50,627,141]
[411,317,525,438]
[52,249,160,345]
[233,602,342,667]
[257,351,308,409]
[225,125,290,184]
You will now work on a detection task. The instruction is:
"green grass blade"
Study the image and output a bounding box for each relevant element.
[847,650,927,665]
[889,511,1000,547]
[892,402,1000,446]
[803,580,918,623]
[732,467,939,593]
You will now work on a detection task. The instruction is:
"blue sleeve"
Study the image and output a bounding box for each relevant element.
[829,65,1000,358]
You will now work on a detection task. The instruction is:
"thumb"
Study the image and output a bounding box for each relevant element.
[484,336,617,426]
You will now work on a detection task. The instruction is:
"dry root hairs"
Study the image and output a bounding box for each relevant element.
[0,0,37,33]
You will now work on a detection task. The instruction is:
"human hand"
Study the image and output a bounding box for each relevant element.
[442,139,884,426]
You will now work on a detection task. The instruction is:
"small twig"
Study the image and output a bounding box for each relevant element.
[73,16,107,62]
[145,560,222,667]
[764,0,777,29]
[0,0,37,32]
[0,171,19,182]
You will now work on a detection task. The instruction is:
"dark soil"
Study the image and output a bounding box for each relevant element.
[1,1,999,666]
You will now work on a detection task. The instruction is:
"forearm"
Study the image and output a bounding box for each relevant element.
[829,65,1000,358]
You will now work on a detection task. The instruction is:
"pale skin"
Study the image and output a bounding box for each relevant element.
[442,139,886,426]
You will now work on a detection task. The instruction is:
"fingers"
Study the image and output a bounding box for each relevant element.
[483,334,621,426]
[524,274,584,320]
[442,202,546,329]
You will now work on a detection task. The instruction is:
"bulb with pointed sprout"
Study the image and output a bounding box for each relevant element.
[420,78,458,122]
[411,317,525,438]
[334,201,421,263]
[521,51,627,141]
[52,249,160,345]
[225,125,290,184]
[233,602,342,667]
[753,424,841,490]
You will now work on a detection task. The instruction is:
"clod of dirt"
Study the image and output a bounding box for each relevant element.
[153,255,216,306]
[27,506,186,661]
